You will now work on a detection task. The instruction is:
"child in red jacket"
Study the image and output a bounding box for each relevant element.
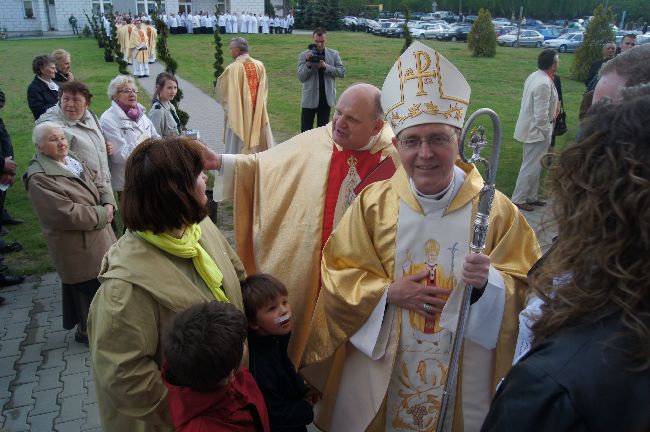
[162,301,270,432]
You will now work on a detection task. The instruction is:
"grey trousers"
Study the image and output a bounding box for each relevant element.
[511,138,549,204]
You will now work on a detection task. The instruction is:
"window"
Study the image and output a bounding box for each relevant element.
[179,0,191,14]
[24,0,34,18]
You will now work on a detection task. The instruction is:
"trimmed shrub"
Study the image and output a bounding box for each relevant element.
[571,4,614,82]
[468,8,496,58]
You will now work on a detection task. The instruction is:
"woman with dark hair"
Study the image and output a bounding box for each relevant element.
[148,72,182,137]
[27,54,59,120]
[481,93,650,431]
[37,80,112,190]
[87,137,246,432]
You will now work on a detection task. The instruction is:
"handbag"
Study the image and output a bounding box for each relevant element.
[554,101,568,136]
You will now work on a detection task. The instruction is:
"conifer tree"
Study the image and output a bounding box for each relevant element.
[325,0,341,30]
[468,8,496,58]
[401,6,414,54]
[213,6,225,87]
[571,4,614,82]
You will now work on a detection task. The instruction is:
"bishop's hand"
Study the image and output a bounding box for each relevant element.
[462,253,490,290]
[387,270,451,319]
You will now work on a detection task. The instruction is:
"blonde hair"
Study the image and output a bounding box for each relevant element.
[52,49,70,67]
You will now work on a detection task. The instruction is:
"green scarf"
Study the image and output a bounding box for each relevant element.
[138,224,229,303]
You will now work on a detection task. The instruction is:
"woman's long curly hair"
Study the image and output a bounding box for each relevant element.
[530,91,650,370]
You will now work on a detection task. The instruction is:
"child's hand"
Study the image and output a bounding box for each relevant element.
[304,387,322,407]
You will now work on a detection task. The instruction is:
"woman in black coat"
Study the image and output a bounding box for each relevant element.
[481,89,650,432]
[27,54,59,120]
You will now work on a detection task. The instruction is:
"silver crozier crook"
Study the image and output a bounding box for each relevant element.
[435,108,502,432]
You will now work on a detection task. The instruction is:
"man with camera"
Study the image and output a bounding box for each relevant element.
[298,28,345,132]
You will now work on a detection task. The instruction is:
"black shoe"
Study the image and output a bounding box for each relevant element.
[0,226,8,236]
[1,242,22,253]
[0,296,5,305]
[2,215,23,225]
[0,274,25,287]
[75,329,89,346]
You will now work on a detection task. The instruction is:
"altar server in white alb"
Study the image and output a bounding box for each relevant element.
[301,41,541,432]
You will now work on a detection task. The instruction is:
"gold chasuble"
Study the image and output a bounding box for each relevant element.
[145,24,157,58]
[301,161,541,431]
[129,27,149,64]
[215,55,272,154]
[232,123,399,366]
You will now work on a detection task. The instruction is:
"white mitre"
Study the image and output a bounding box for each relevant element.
[381,41,471,135]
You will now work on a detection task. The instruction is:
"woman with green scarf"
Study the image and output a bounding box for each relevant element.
[87,137,246,432]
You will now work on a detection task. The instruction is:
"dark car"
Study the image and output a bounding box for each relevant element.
[353,18,372,32]
[437,24,471,42]
[385,22,406,38]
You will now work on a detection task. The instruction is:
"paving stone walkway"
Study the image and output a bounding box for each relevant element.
[0,58,557,430]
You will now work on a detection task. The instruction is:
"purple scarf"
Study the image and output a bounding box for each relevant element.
[117,102,143,122]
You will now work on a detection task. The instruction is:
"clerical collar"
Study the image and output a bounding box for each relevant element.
[236,54,250,61]
[410,172,454,200]
[410,166,466,214]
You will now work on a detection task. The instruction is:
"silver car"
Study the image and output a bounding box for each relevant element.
[497,30,545,47]
[543,32,583,53]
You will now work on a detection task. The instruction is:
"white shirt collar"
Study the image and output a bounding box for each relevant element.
[38,77,59,91]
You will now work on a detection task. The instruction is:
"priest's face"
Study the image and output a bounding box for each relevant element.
[394,123,459,195]
[332,87,384,150]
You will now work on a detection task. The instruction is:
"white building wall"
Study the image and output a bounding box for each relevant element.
[227,0,263,15]
[1,0,45,34]
[53,0,94,33]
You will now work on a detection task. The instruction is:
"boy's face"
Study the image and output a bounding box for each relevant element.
[250,294,292,336]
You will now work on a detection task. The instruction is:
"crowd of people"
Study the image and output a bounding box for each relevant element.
[1,21,648,432]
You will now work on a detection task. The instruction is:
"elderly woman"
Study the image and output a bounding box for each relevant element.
[52,49,75,83]
[148,72,182,137]
[37,81,112,190]
[88,137,246,431]
[25,122,117,344]
[481,92,650,431]
[27,54,59,120]
[100,75,158,194]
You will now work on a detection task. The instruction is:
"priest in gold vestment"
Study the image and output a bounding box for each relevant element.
[212,83,400,367]
[129,18,149,78]
[117,17,134,63]
[215,37,273,154]
[301,42,541,432]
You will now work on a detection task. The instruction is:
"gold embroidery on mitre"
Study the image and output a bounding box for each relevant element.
[389,102,465,128]
[385,49,470,125]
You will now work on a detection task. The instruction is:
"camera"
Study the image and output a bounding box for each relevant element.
[308,43,325,63]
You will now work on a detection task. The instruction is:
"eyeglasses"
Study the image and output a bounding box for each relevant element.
[398,132,457,151]
[118,89,139,95]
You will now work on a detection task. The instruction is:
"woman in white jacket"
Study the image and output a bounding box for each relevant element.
[100,75,159,194]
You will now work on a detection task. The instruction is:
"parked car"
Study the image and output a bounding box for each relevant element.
[365,19,379,33]
[543,32,583,52]
[385,22,406,38]
[464,15,478,23]
[437,24,471,41]
[497,30,545,47]
[492,17,511,26]
[538,26,563,40]
[496,25,517,37]
[374,20,392,35]
[411,23,450,39]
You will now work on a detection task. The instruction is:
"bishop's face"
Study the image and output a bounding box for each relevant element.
[394,123,459,196]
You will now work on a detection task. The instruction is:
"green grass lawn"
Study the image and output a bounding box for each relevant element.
[1,33,582,275]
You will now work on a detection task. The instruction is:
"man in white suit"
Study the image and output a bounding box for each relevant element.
[511,49,559,211]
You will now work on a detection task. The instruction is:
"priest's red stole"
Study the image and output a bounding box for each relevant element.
[321,146,381,249]
[243,62,259,109]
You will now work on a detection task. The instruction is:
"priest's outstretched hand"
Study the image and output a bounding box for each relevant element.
[462,253,490,290]
[201,145,221,170]
[387,270,451,319]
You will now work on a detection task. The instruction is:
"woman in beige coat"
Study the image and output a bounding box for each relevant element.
[37,80,113,191]
[25,122,117,344]
[88,137,246,432]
